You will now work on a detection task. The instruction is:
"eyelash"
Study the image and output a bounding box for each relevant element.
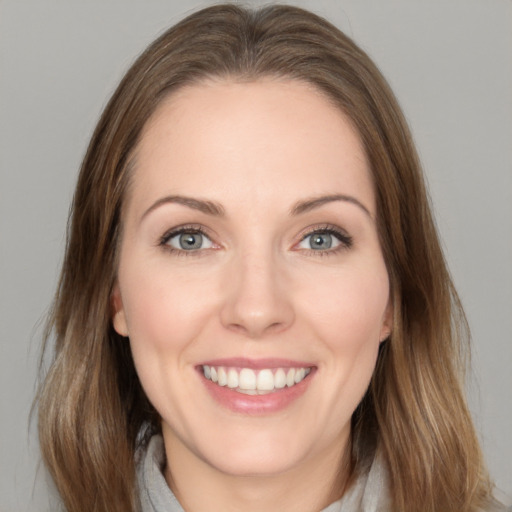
[158,224,353,256]
[159,224,214,256]
[297,224,353,256]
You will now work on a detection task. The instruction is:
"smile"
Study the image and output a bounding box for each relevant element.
[202,365,312,394]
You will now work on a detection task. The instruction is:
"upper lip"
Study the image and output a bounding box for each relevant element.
[197,357,315,369]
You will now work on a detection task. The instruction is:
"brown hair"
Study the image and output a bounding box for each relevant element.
[37,4,496,511]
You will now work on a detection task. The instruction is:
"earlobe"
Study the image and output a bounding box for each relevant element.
[111,284,129,337]
[380,301,393,343]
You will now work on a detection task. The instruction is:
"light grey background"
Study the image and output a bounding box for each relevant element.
[1,1,510,510]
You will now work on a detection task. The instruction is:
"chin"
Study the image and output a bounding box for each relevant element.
[203,443,304,477]
[191,422,325,478]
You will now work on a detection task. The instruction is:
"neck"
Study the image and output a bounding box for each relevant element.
[163,432,351,512]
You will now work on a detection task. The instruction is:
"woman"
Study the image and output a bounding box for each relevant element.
[37,4,504,511]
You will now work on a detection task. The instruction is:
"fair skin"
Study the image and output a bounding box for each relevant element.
[112,79,392,512]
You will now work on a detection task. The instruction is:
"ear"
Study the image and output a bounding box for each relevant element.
[379,299,393,343]
[111,283,129,337]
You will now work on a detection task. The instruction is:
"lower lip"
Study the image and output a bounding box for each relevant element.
[199,369,315,415]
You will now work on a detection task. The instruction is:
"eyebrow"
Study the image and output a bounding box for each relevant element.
[290,194,372,218]
[141,193,371,222]
[141,195,225,221]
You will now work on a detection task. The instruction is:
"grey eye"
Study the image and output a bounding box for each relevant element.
[299,231,340,251]
[167,231,213,251]
[309,233,333,250]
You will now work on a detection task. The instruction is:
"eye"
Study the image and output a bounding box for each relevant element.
[163,229,214,251]
[297,228,352,252]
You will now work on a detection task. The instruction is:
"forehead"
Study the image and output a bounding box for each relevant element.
[127,78,374,217]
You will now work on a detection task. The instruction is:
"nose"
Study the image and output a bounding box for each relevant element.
[220,250,295,338]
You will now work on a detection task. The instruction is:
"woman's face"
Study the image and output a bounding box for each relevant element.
[113,79,392,481]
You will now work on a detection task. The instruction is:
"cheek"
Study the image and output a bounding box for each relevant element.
[118,261,220,419]
[118,259,218,355]
[298,260,390,349]
[307,264,388,409]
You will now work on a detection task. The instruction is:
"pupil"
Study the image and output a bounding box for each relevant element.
[311,233,332,249]
[179,233,202,250]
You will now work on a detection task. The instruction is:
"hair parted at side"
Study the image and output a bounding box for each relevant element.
[37,4,496,512]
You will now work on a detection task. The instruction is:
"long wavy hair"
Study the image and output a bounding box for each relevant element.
[37,4,496,511]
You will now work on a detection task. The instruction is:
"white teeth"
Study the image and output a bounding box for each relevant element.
[274,368,286,389]
[239,368,256,390]
[202,365,311,393]
[257,369,274,391]
[217,367,227,386]
[237,388,258,395]
[227,368,239,389]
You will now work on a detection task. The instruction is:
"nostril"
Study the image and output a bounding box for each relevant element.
[219,266,295,337]
[223,314,292,338]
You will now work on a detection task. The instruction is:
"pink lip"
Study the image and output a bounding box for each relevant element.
[197,359,316,415]
[198,357,313,370]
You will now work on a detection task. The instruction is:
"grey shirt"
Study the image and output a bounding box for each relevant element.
[136,435,391,512]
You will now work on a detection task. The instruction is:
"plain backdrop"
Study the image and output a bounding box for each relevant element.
[1,1,511,510]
